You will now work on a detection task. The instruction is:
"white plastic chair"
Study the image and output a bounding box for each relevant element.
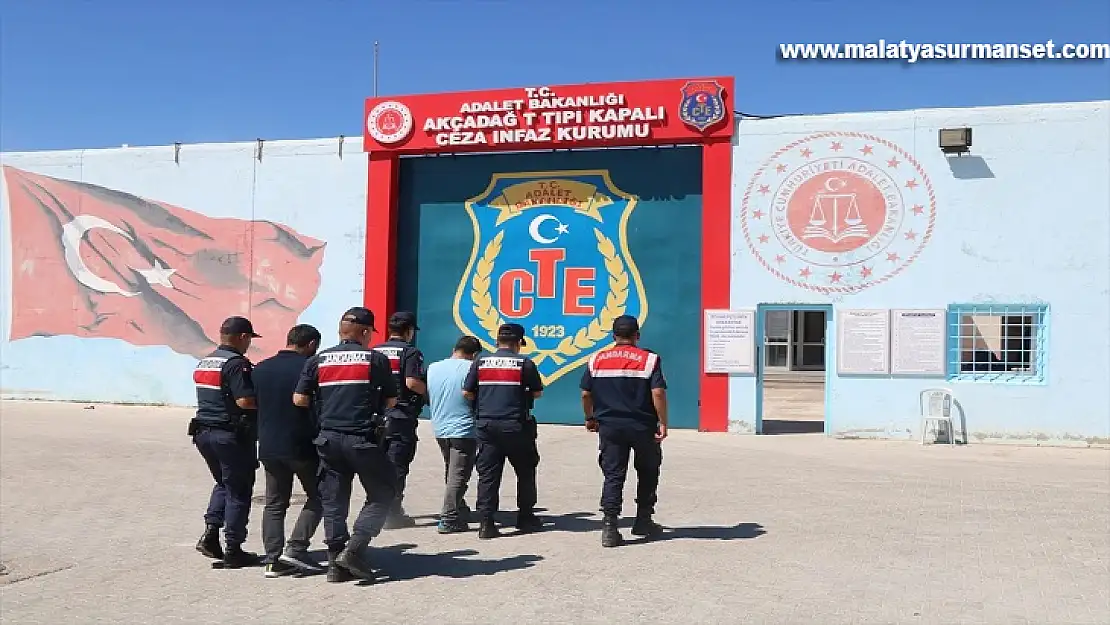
[920,388,957,446]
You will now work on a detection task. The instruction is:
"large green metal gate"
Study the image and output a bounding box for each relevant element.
[396,147,702,428]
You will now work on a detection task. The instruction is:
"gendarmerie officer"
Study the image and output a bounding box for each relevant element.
[371,311,427,529]
[292,307,398,582]
[463,323,544,539]
[190,316,263,569]
[581,315,668,548]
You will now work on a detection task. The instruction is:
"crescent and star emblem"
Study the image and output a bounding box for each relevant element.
[527,213,570,245]
[61,215,177,297]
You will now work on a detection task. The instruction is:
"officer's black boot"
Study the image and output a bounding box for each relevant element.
[601,516,623,548]
[515,511,543,534]
[631,513,664,538]
[222,545,261,569]
[195,524,223,560]
[336,538,375,581]
[477,518,500,540]
[326,549,354,583]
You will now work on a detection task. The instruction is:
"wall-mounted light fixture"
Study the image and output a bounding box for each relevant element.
[938,127,972,156]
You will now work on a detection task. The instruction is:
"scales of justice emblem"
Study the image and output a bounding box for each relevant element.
[802,177,870,244]
[740,131,938,294]
[453,170,647,385]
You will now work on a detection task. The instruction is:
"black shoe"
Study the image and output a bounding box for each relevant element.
[631,516,664,538]
[195,524,223,560]
[326,552,354,583]
[279,550,324,574]
[477,519,500,540]
[383,512,417,530]
[264,559,297,578]
[515,512,543,533]
[222,546,261,569]
[601,519,623,548]
[337,543,375,581]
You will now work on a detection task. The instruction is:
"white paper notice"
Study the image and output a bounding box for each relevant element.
[704,309,755,374]
[890,309,947,375]
[837,309,891,375]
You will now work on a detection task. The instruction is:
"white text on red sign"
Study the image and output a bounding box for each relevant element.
[421,87,669,147]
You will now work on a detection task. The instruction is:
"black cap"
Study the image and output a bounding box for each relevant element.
[612,315,640,338]
[341,306,376,330]
[220,316,261,338]
[497,323,527,346]
[388,311,419,331]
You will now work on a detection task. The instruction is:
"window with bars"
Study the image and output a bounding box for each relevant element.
[947,304,1048,384]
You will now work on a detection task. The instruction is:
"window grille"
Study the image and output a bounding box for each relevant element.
[947,304,1048,384]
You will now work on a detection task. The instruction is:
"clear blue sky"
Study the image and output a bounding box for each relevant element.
[1,0,1107,152]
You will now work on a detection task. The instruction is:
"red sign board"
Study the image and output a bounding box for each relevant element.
[363,77,735,155]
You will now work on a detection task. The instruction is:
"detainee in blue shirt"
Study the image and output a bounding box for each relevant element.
[426,335,482,533]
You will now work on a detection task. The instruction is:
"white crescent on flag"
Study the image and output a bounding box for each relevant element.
[60,214,177,296]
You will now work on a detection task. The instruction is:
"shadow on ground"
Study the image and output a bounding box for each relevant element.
[762,420,824,435]
[372,543,542,582]
[385,509,767,547]
[655,522,766,542]
[543,512,767,544]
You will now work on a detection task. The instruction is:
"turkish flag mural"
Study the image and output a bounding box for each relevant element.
[1,166,326,359]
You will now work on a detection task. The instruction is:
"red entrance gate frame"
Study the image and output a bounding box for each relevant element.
[362,77,735,433]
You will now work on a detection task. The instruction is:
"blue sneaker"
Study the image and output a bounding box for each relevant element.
[437,519,469,534]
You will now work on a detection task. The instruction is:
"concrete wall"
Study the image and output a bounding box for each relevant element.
[5,101,1108,445]
[729,101,1110,444]
[0,138,368,405]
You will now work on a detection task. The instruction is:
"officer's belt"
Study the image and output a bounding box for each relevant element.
[320,427,382,445]
[390,404,420,418]
[192,420,238,432]
[475,414,533,424]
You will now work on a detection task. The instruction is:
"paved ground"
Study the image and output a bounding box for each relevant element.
[762,379,825,435]
[1,400,1108,624]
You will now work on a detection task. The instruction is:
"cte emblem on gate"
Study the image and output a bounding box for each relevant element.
[453,170,647,385]
[678,80,726,132]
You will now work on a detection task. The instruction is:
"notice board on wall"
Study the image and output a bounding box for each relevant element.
[703,309,756,374]
[836,309,891,375]
[890,309,947,376]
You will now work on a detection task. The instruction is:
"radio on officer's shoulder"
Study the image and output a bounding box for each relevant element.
[187,419,200,436]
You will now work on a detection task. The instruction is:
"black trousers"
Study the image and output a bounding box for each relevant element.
[194,427,256,547]
[598,423,662,518]
[261,456,323,562]
[313,430,397,552]
[383,410,418,514]
[475,419,539,520]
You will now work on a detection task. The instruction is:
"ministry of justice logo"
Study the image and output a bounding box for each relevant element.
[740,131,937,294]
[453,170,647,385]
[366,100,414,145]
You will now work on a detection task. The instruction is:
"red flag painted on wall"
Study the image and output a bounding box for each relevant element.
[1,166,327,359]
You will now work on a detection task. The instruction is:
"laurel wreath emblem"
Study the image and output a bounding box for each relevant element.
[470,227,629,366]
